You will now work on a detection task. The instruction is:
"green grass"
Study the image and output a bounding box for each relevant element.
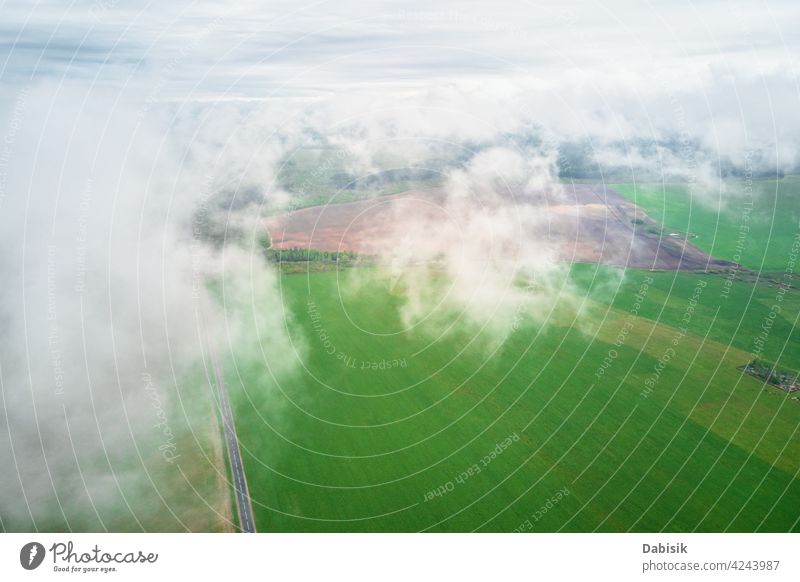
[612,177,800,271]
[571,264,800,369]
[268,145,446,214]
[227,266,800,532]
[265,180,443,215]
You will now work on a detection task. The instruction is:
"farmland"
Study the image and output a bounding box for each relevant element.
[226,263,800,531]
[219,175,800,532]
[265,184,735,271]
[612,177,800,271]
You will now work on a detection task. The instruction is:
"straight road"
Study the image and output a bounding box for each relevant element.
[209,347,256,533]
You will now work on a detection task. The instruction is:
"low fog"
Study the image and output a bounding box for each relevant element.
[0,85,298,530]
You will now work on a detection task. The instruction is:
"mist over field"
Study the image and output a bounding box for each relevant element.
[1,0,799,532]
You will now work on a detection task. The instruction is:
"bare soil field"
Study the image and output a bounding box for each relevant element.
[264,184,735,271]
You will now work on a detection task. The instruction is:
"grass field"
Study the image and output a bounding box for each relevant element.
[268,145,446,214]
[612,177,800,271]
[226,263,800,532]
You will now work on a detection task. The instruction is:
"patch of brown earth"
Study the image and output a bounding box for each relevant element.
[264,185,734,271]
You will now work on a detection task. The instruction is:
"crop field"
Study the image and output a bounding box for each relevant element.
[226,264,800,532]
[612,177,800,271]
[265,184,734,270]
[267,146,447,213]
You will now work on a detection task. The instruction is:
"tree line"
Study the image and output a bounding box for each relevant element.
[263,247,361,263]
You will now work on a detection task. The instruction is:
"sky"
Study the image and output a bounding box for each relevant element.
[1,0,797,99]
[2,0,798,170]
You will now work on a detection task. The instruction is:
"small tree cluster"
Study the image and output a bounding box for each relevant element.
[264,247,360,263]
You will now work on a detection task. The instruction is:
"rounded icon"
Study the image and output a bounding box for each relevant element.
[20,542,46,570]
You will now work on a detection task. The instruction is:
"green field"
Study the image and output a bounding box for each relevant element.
[226,262,800,532]
[268,145,447,214]
[612,177,800,271]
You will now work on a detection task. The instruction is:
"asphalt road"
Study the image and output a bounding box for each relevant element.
[210,348,256,533]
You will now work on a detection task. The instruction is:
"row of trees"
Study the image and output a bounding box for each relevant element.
[264,247,361,263]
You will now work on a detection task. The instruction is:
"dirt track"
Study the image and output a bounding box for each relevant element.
[264,185,734,271]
